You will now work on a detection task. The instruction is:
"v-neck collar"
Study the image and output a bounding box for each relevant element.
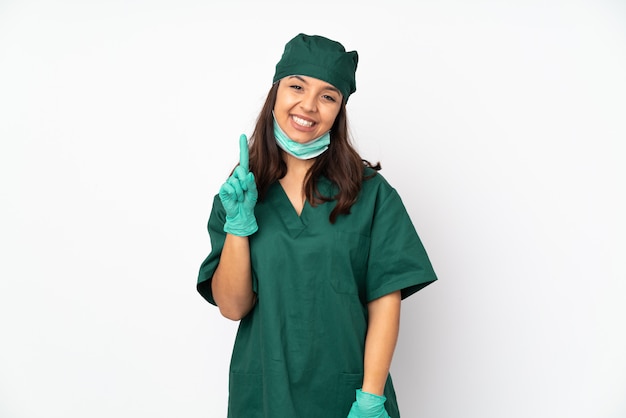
[268,182,308,237]
[265,177,336,238]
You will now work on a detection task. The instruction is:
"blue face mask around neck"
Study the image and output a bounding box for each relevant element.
[273,114,331,160]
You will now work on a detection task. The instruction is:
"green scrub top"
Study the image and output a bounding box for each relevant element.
[198,169,437,418]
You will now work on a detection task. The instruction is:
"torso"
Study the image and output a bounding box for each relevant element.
[206,167,435,417]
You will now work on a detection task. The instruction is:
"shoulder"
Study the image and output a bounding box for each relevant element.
[356,166,403,211]
[361,166,395,195]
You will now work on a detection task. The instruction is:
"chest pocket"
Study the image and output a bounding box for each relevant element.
[330,231,370,295]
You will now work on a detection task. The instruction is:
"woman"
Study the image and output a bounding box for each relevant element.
[198,33,437,418]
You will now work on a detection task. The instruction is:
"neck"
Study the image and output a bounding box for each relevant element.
[282,151,315,178]
[279,151,314,215]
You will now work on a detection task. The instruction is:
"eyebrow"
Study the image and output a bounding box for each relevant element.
[289,75,342,96]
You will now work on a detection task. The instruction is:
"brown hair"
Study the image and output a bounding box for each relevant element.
[248,83,380,223]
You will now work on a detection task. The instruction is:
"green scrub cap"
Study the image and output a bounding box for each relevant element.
[273,33,359,102]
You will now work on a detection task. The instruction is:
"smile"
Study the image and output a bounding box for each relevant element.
[292,115,314,127]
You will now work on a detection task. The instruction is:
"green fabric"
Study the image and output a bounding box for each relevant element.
[273,33,358,102]
[198,169,437,418]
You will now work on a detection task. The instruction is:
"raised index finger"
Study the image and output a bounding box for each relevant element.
[239,134,249,172]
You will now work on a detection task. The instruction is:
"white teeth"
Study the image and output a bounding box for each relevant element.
[292,116,314,127]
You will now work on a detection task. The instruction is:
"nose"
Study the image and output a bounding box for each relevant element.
[299,92,317,113]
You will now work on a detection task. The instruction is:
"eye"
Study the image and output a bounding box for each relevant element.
[289,84,303,91]
[322,94,337,102]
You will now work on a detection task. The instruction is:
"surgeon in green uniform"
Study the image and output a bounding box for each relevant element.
[197,33,438,418]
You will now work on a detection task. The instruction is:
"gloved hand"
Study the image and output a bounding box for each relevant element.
[218,134,258,236]
[347,389,390,418]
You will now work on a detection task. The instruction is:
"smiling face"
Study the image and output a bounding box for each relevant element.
[273,75,343,144]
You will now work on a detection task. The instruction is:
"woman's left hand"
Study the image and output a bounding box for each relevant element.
[347,389,391,418]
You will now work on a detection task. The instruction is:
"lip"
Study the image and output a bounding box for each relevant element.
[290,114,317,132]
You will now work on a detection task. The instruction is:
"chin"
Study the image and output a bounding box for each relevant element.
[292,133,318,144]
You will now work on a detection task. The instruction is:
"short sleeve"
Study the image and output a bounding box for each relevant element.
[365,184,437,302]
[197,194,227,306]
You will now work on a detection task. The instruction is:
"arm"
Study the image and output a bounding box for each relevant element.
[211,234,256,321]
[212,134,258,321]
[361,290,401,396]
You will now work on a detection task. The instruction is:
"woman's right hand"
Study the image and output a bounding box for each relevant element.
[219,134,258,236]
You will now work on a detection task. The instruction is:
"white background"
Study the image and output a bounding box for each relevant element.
[1,1,625,417]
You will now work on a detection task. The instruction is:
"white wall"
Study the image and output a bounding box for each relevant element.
[1,1,624,417]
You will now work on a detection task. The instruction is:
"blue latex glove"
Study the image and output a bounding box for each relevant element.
[218,134,258,236]
[347,389,391,418]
